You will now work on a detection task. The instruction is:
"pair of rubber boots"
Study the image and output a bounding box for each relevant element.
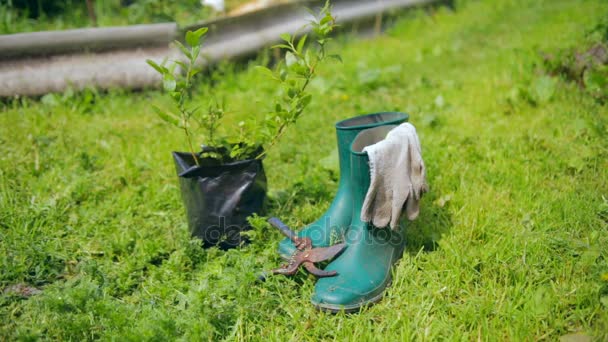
[278,112,410,312]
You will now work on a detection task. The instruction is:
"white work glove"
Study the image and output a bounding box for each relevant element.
[361,123,428,229]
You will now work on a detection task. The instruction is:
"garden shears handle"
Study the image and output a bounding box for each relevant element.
[268,217,298,242]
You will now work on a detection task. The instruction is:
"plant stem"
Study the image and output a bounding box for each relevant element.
[256,69,314,160]
[183,121,200,166]
[180,59,200,166]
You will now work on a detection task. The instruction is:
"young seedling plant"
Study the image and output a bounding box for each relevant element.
[147,1,338,164]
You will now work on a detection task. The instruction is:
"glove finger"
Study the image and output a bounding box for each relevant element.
[360,181,378,223]
[406,132,424,220]
[391,187,409,228]
[372,189,392,228]
[360,151,380,222]
[406,195,420,220]
[409,134,428,196]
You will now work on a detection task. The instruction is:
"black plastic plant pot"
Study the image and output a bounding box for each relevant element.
[172,151,267,249]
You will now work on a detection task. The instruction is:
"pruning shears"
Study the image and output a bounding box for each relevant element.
[267,217,346,277]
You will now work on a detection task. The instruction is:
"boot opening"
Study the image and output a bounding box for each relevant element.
[336,112,408,130]
[351,125,397,154]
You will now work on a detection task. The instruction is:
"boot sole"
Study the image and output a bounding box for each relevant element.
[311,280,391,314]
[311,250,406,313]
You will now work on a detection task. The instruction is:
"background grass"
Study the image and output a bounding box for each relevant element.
[1,0,608,340]
[0,0,254,34]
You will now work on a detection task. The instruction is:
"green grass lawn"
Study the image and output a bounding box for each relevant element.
[1,0,608,340]
[0,0,254,34]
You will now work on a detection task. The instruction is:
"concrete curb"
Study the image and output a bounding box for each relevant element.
[0,0,436,97]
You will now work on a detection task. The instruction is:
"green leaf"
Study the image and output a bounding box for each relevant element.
[188,67,202,78]
[172,60,188,71]
[169,91,181,102]
[193,27,208,39]
[296,34,307,53]
[191,45,201,62]
[254,66,276,79]
[292,63,308,77]
[175,79,186,90]
[280,33,292,43]
[271,44,292,50]
[185,30,199,47]
[163,74,176,92]
[301,94,312,107]
[320,14,333,26]
[304,49,313,65]
[146,59,165,74]
[174,40,192,60]
[152,106,180,127]
[186,27,208,47]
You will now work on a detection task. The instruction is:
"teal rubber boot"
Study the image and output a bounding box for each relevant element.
[278,112,408,259]
[311,125,408,312]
